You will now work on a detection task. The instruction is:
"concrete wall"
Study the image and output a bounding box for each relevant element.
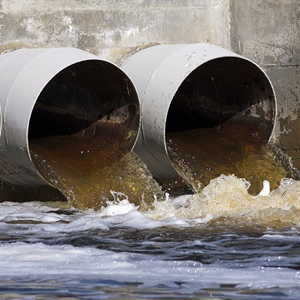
[230,0,300,169]
[0,0,231,63]
[0,0,300,168]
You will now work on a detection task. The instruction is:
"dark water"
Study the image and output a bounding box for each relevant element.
[0,200,300,299]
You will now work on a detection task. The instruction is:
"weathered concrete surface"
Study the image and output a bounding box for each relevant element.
[0,0,300,171]
[230,0,300,171]
[0,0,231,64]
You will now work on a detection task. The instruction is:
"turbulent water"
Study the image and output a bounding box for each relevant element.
[1,175,300,299]
[1,114,299,299]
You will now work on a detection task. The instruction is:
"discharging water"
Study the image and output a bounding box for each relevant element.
[1,140,300,299]
[2,105,300,298]
[30,133,164,211]
[167,122,286,195]
[8,111,295,299]
[2,45,300,299]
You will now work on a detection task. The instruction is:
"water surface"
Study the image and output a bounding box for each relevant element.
[1,177,300,299]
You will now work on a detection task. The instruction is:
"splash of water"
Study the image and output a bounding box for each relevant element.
[26,117,299,230]
[144,175,300,229]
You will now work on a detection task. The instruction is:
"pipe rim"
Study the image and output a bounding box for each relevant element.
[0,48,140,186]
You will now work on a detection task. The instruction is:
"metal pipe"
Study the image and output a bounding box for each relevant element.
[121,43,276,180]
[0,48,140,186]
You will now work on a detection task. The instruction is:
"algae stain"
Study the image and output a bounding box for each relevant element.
[0,42,35,54]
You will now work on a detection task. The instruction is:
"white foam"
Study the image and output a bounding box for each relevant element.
[2,174,300,230]
[99,199,138,217]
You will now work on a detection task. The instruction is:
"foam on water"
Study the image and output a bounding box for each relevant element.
[0,207,299,299]
[1,174,300,230]
[0,189,300,298]
[143,175,300,229]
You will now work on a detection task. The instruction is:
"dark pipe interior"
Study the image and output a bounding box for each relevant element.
[165,57,276,194]
[29,60,139,149]
[166,57,275,140]
[28,59,140,202]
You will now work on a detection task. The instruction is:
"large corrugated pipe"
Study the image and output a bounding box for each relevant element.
[121,43,276,181]
[0,48,140,187]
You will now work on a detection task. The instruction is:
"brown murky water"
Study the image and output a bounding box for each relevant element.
[29,129,163,211]
[28,120,287,211]
[167,122,286,195]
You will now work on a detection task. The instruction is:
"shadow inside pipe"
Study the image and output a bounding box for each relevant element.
[167,58,274,136]
[28,60,163,210]
[166,57,286,195]
[29,61,139,143]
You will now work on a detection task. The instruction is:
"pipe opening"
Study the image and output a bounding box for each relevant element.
[29,60,139,148]
[166,57,282,194]
[28,59,140,206]
[167,57,275,137]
